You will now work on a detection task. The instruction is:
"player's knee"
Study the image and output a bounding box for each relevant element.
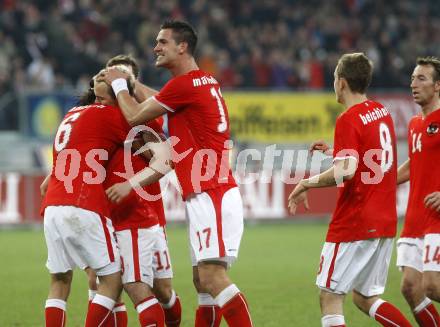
[352,292,374,315]
[193,273,202,291]
[51,271,73,285]
[400,278,417,301]
[423,279,440,301]
[154,280,173,303]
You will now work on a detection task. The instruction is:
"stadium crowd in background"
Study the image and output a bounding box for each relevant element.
[1,0,440,98]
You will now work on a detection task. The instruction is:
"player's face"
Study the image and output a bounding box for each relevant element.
[94,81,116,106]
[411,65,440,106]
[154,29,180,68]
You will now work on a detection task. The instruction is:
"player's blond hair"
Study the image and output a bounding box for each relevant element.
[336,53,373,94]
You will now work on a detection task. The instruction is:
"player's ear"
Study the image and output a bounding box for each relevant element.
[178,41,188,54]
[434,79,440,93]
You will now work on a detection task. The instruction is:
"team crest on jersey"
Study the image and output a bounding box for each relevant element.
[427,122,439,135]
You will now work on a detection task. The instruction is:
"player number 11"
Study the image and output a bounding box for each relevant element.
[210,87,227,133]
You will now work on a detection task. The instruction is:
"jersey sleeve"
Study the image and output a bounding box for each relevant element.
[153,76,192,112]
[333,113,360,162]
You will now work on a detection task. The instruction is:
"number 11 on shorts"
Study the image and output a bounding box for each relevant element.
[196,228,212,251]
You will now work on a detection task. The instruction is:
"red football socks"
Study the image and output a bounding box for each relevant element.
[45,299,67,327]
[195,293,222,327]
[85,294,115,327]
[370,299,412,327]
[216,285,253,327]
[161,290,182,327]
[321,314,345,326]
[414,298,440,327]
[136,296,165,327]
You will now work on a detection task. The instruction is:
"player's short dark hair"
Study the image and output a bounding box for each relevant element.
[106,54,140,79]
[161,20,197,55]
[416,56,440,83]
[336,53,373,94]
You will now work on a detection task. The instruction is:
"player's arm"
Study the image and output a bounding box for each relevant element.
[103,68,166,126]
[106,139,173,203]
[397,159,410,185]
[288,157,357,214]
[40,174,51,197]
[133,81,158,103]
[309,140,334,156]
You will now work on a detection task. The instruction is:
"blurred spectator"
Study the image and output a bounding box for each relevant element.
[0,0,438,95]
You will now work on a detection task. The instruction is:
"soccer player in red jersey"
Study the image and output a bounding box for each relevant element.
[395,57,440,326]
[91,55,182,327]
[41,79,133,327]
[78,76,168,327]
[103,21,252,327]
[288,53,411,327]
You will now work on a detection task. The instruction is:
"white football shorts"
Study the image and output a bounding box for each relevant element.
[116,225,160,287]
[44,205,120,276]
[187,186,244,267]
[396,237,424,272]
[316,238,394,296]
[152,226,174,279]
[423,234,440,272]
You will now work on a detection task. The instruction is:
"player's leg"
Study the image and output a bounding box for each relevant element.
[193,266,222,327]
[46,272,72,327]
[397,239,440,326]
[319,290,346,327]
[118,227,165,326]
[352,238,411,327]
[423,234,440,302]
[85,267,128,327]
[402,267,439,326]
[152,227,182,326]
[424,272,440,302]
[43,206,75,327]
[154,277,182,327]
[58,209,122,327]
[187,186,252,327]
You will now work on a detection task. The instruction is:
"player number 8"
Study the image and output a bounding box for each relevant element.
[379,122,393,173]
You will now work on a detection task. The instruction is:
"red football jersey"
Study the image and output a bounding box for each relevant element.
[327,100,397,242]
[421,109,440,234]
[42,104,131,217]
[400,115,426,238]
[153,70,236,200]
[104,118,166,230]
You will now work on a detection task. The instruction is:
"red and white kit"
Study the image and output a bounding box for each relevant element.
[419,109,440,272]
[42,104,131,275]
[153,70,242,265]
[397,115,425,272]
[105,118,174,284]
[317,100,398,295]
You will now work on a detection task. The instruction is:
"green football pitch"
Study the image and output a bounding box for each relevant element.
[0,223,417,326]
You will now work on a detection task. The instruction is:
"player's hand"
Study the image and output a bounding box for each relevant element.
[287,181,310,215]
[309,140,332,155]
[425,192,440,212]
[102,67,129,84]
[106,181,133,203]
